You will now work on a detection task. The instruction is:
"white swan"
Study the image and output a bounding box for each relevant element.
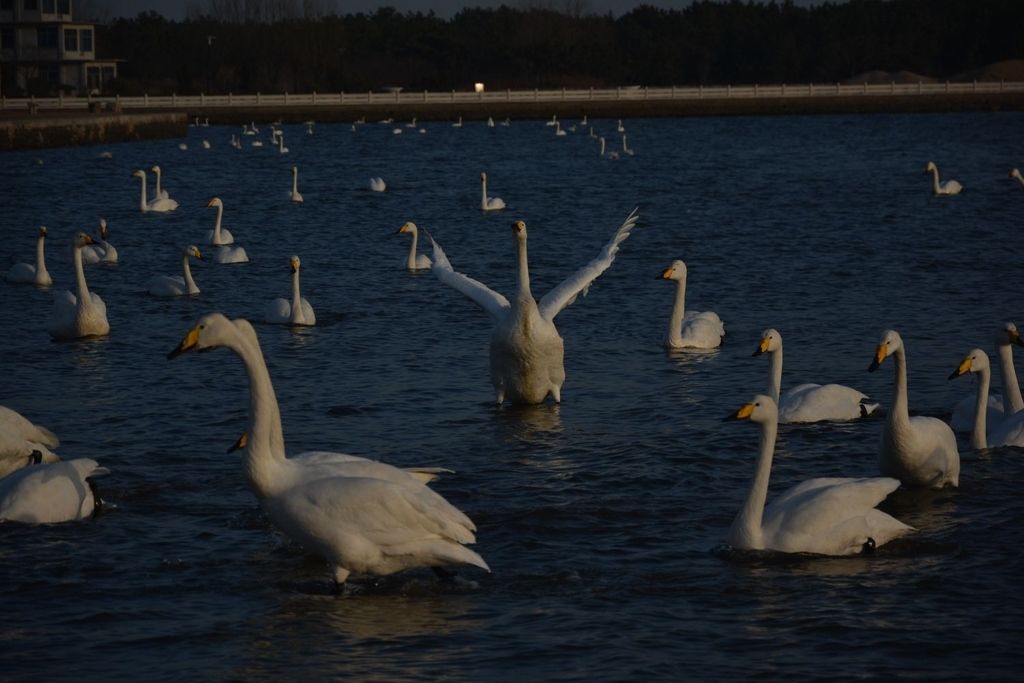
[950,349,1024,448]
[554,121,566,137]
[202,140,211,149]
[151,164,171,200]
[951,322,1024,432]
[204,196,236,246]
[622,134,634,156]
[480,172,505,211]
[1012,168,1024,189]
[369,177,386,192]
[265,256,315,326]
[487,116,494,128]
[6,226,52,286]
[205,199,248,264]
[251,140,263,148]
[500,117,510,127]
[545,115,557,127]
[406,117,417,128]
[868,330,960,488]
[277,133,289,154]
[289,165,304,203]
[48,232,109,340]
[659,260,724,350]
[148,245,204,297]
[925,161,963,195]
[725,395,912,555]
[132,169,178,212]
[452,116,463,128]
[0,405,60,450]
[617,119,625,133]
[397,222,432,270]
[753,328,878,422]
[0,459,109,523]
[430,210,639,404]
[0,405,60,479]
[598,137,618,160]
[81,219,118,265]
[167,313,488,586]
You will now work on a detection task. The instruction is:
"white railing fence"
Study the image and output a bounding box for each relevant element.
[3,81,1022,111]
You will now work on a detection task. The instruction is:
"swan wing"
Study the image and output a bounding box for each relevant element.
[265,298,291,323]
[89,292,107,317]
[291,452,453,485]
[148,275,186,297]
[0,459,108,523]
[679,311,725,348]
[538,208,639,322]
[780,383,871,423]
[990,410,1024,447]
[0,406,60,448]
[951,393,1003,432]
[429,236,510,320]
[300,298,316,325]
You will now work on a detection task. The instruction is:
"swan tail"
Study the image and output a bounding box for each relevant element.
[33,425,60,449]
[386,540,490,573]
[405,466,455,483]
[860,402,881,418]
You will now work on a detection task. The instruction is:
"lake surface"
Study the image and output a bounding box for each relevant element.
[2,112,1023,681]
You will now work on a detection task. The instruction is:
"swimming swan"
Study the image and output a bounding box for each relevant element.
[599,137,618,160]
[0,459,109,523]
[369,177,386,192]
[148,245,204,297]
[868,330,960,488]
[659,260,724,350]
[753,328,877,422]
[151,164,171,201]
[205,196,235,245]
[206,198,248,264]
[951,322,1024,432]
[6,226,52,286]
[925,161,962,196]
[430,209,640,404]
[289,166,303,203]
[725,395,912,555]
[277,133,289,154]
[81,219,118,265]
[397,222,432,270]
[167,313,489,586]
[265,256,315,326]
[621,134,634,156]
[48,232,109,340]
[480,172,506,211]
[132,170,178,212]
[950,349,1024,448]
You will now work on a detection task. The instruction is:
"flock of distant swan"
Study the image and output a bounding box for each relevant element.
[2,115,1023,590]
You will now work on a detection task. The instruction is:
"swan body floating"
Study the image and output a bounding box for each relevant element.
[204,196,236,246]
[168,313,488,586]
[951,322,1024,432]
[452,117,463,128]
[1012,168,1024,189]
[266,256,316,326]
[869,330,960,488]
[406,117,417,128]
[148,245,204,297]
[369,177,386,192]
[546,115,557,127]
[726,395,912,555]
[659,260,724,350]
[0,405,60,451]
[0,459,109,523]
[289,166,304,203]
[617,119,625,133]
[392,128,403,135]
[554,121,566,137]
[6,226,52,286]
[950,349,1024,448]
[480,172,505,211]
[151,165,171,200]
[251,140,263,148]
[430,209,639,404]
[500,117,510,127]
[81,219,118,265]
[178,143,188,151]
[205,199,248,264]
[754,328,877,422]
[397,222,432,270]
[48,232,109,340]
[97,150,113,159]
[132,170,178,212]
[202,140,211,149]
[925,161,962,195]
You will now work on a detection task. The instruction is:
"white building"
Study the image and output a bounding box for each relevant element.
[0,0,118,95]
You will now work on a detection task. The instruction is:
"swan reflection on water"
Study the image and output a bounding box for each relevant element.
[494,403,564,445]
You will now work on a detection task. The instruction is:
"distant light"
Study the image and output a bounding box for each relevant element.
[474,82,485,93]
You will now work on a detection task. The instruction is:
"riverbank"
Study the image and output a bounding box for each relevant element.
[0,112,187,151]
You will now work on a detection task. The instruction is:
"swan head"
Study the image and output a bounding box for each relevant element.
[98,219,108,239]
[150,165,161,173]
[167,312,237,359]
[949,348,989,380]
[724,394,778,425]
[925,161,937,173]
[997,321,1023,347]
[73,232,95,249]
[868,329,903,372]
[289,255,301,273]
[753,328,782,356]
[38,226,47,238]
[398,221,418,235]
[291,165,298,174]
[512,220,527,239]
[480,172,487,181]
[186,245,204,261]
[131,169,145,179]
[659,260,687,281]
[207,197,223,209]
[1012,168,1022,180]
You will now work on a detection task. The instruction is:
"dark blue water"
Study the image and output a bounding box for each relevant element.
[2,112,1023,680]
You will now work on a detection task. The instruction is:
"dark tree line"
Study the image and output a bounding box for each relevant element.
[92,0,1024,96]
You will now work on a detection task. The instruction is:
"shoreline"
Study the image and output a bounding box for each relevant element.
[0,112,187,151]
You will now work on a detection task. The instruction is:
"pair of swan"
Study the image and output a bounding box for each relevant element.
[480,172,505,211]
[168,313,488,586]
[289,166,303,203]
[925,161,963,195]
[726,395,912,555]
[753,328,877,422]
[429,210,639,404]
[369,177,386,192]
[81,219,118,265]
[869,330,960,488]
[398,222,432,270]
[48,232,110,340]
[6,226,52,286]
[598,137,618,160]
[265,256,316,326]
[206,198,249,263]
[0,405,61,479]
[132,168,179,212]
[148,245,204,297]
[0,458,109,523]
[950,349,1024,448]
[659,260,724,350]
[951,322,1023,432]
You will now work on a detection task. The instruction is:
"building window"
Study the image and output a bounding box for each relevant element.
[42,0,54,12]
[64,28,76,51]
[81,28,92,52]
[37,26,57,48]
[24,0,38,10]
[0,26,12,49]
[57,0,67,11]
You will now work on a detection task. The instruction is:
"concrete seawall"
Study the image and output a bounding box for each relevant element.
[0,112,187,151]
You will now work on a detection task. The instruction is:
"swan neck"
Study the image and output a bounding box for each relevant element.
[213,205,224,244]
[930,167,941,193]
[732,418,776,549]
[972,365,989,450]
[73,243,89,303]
[667,277,687,345]
[138,174,148,210]
[291,169,298,194]
[231,327,287,497]
[481,176,487,209]
[407,230,419,269]
[182,253,199,294]
[887,345,911,432]
[516,237,532,300]
[154,168,162,195]
[290,269,303,323]
[767,346,783,403]
[35,234,49,278]
[996,342,1024,414]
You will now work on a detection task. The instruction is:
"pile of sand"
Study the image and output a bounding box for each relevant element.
[950,59,1024,82]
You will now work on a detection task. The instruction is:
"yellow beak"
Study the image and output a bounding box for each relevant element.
[732,403,755,421]
[167,326,200,359]
[949,357,973,380]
